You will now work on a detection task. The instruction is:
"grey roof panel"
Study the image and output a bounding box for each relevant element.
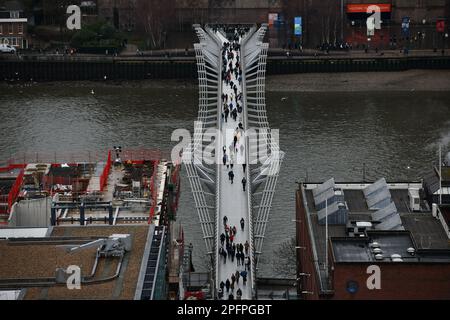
[366,188,391,210]
[363,178,387,198]
[314,188,335,208]
[371,202,398,222]
[312,178,335,198]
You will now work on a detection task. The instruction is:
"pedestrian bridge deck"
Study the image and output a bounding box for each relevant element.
[215,30,252,300]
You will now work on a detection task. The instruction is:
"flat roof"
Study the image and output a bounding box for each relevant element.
[300,182,450,290]
[0,228,48,239]
[0,225,152,300]
[332,231,450,263]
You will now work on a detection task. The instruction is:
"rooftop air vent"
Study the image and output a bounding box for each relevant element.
[392,258,403,262]
[372,248,382,254]
[407,247,415,255]
[370,242,380,248]
[391,254,401,259]
[375,254,383,260]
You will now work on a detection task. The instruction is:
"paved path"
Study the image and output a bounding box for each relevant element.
[215,30,252,301]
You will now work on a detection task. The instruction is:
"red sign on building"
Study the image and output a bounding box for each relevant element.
[436,20,446,33]
[346,4,392,13]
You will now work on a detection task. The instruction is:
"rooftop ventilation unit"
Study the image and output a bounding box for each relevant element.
[392,258,403,262]
[407,247,416,255]
[391,254,402,259]
[370,242,380,248]
[374,254,383,260]
[372,248,382,254]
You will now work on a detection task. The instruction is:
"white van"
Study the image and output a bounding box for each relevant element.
[0,44,16,53]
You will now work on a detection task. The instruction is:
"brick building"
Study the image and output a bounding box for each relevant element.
[97,0,136,31]
[0,0,28,49]
[295,180,450,300]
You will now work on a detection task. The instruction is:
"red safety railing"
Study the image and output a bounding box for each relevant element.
[7,169,24,214]
[99,151,112,192]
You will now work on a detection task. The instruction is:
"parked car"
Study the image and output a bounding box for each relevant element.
[0,44,16,53]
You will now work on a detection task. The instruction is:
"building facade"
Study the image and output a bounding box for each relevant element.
[0,1,28,48]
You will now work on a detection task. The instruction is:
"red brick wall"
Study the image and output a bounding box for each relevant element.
[332,263,450,300]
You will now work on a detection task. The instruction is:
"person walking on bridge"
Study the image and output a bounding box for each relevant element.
[241,270,247,285]
[220,233,225,246]
[235,270,240,284]
[228,170,234,184]
[242,177,247,192]
[225,279,230,292]
[231,273,236,286]
[223,216,228,226]
[236,288,242,300]
[244,240,249,255]
[240,218,245,231]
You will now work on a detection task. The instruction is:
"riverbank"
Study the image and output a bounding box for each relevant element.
[2,69,450,93]
[265,69,450,92]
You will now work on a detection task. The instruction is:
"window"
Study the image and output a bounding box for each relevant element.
[8,23,13,34]
[17,23,23,34]
[0,24,3,34]
[10,11,20,19]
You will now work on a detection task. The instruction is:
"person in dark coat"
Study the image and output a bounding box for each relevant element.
[240,218,245,231]
[231,274,236,285]
[220,233,226,246]
[242,177,247,191]
[235,270,240,284]
[236,251,241,266]
[228,171,234,184]
[240,270,247,285]
[229,293,234,300]
[236,288,242,300]
[225,279,231,292]
[244,240,249,255]
[220,281,225,291]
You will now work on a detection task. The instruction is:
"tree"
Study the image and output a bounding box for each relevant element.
[271,237,297,278]
[135,0,175,49]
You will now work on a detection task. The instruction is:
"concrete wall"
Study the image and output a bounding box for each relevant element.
[8,197,52,227]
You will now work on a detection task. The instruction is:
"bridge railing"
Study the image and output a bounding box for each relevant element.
[240,25,258,296]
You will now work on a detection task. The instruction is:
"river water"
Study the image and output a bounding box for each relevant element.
[1,83,449,277]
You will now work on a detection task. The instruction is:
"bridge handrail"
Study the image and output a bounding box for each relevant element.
[240,25,258,296]
[204,25,225,300]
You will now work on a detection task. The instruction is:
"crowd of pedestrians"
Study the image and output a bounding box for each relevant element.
[214,26,252,301]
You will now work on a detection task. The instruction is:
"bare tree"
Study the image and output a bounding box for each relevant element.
[271,237,296,278]
[136,0,175,49]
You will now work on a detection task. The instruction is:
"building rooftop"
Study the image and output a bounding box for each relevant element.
[331,231,450,263]
[0,225,152,300]
[301,181,450,292]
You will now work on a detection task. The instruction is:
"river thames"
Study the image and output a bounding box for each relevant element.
[1,83,449,277]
